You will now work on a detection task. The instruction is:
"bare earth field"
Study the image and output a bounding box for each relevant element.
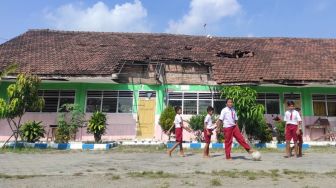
[0,146,335,188]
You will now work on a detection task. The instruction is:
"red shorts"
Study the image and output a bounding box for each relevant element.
[204,129,213,144]
[285,124,298,142]
[175,128,183,142]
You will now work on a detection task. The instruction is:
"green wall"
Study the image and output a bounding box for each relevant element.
[0,80,335,116]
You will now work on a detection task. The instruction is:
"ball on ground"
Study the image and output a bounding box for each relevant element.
[251,151,261,161]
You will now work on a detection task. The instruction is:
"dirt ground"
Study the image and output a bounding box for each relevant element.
[0,146,336,188]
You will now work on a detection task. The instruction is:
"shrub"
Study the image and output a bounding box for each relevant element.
[188,113,206,142]
[87,111,107,143]
[159,106,176,134]
[275,121,286,143]
[55,104,85,143]
[20,121,45,143]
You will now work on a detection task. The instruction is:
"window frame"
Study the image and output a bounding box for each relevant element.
[256,92,280,114]
[85,90,134,113]
[29,90,76,113]
[312,93,336,116]
[167,91,225,115]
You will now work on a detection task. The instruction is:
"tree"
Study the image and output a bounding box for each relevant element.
[0,73,44,148]
[220,86,271,143]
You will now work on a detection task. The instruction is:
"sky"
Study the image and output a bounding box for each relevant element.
[1,0,336,43]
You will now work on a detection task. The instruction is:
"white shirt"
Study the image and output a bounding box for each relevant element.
[204,114,215,129]
[284,110,302,125]
[174,114,182,128]
[219,107,238,128]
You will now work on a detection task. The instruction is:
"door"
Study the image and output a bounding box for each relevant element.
[137,99,156,138]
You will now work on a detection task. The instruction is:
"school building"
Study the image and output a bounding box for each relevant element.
[0,29,335,142]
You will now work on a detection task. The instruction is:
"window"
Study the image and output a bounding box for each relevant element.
[312,94,336,116]
[256,93,280,114]
[213,92,226,114]
[167,92,225,115]
[284,93,301,111]
[86,91,133,113]
[139,91,156,98]
[27,90,75,112]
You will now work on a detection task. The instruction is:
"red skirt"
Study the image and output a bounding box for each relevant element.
[175,128,183,142]
[204,129,213,144]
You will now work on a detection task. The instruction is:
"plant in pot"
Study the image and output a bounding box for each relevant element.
[87,111,107,143]
[20,120,45,143]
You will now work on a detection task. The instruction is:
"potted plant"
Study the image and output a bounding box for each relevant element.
[87,111,107,143]
[20,120,45,143]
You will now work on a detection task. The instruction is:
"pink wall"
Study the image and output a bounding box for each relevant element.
[0,113,137,142]
[264,114,336,141]
[1,113,335,142]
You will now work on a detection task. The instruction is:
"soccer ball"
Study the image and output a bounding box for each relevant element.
[251,151,261,161]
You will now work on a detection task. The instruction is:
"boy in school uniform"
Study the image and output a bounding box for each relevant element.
[284,101,302,158]
[216,99,254,160]
[168,106,192,157]
[203,106,216,158]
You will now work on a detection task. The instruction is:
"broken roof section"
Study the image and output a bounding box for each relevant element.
[0,29,336,85]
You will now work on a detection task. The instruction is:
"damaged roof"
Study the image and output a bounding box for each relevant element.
[0,29,336,85]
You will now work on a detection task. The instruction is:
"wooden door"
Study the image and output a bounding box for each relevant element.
[137,99,156,138]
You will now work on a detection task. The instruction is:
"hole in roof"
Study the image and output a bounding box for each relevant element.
[216,50,254,58]
[184,45,192,50]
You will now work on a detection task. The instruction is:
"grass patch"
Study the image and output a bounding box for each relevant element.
[210,178,222,186]
[108,168,117,171]
[73,172,84,176]
[306,146,336,154]
[86,169,93,172]
[160,182,170,188]
[0,173,46,179]
[270,169,280,181]
[212,169,269,179]
[111,175,120,180]
[282,169,315,176]
[182,180,196,186]
[0,147,64,154]
[324,169,336,177]
[110,145,166,153]
[127,171,176,178]
[212,169,239,178]
[212,169,283,180]
[194,170,206,174]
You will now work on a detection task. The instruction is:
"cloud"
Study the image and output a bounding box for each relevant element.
[45,0,150,32]
[166,0,241,35]
[247,33,254,37]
